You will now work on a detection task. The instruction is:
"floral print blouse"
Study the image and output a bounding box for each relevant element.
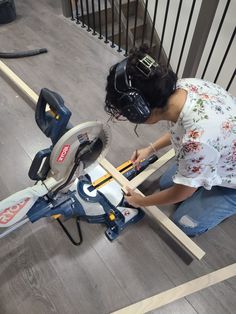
[168,78,236,190]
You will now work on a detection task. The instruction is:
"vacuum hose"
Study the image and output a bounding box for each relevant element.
[0,48,48,58]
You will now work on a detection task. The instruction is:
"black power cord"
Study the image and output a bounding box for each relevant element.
[0,48,48,58]
[56,217,83,246]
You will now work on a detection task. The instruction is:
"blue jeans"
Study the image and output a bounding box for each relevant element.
[159,164,236,237]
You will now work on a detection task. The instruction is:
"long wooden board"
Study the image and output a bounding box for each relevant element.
[99,158,205,260]
[111,263,236,313]
[0,60,38,105]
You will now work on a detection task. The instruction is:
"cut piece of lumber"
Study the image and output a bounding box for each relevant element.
[130,148,175,188]
[111,263,236,314]
[99,158,205,260]
[0,60,38,105]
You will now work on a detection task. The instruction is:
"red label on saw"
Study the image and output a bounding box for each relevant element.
[57,144,70,162]
[0,198,30,225]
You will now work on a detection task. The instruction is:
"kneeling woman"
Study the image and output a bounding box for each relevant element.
[104,45,236,237]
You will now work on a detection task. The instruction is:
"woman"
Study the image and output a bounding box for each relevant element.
[105,45,236,237]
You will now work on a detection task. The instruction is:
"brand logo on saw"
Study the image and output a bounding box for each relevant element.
[57,144,70,162]
[0,198,30,225]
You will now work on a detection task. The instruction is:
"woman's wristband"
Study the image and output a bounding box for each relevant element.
[149,142,157,153]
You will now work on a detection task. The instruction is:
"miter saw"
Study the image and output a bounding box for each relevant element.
[0,88,157,244]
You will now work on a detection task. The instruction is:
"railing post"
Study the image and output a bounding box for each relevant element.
[60,0,72,18]
[183,0,219,77]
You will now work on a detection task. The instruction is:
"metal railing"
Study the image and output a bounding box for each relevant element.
[61,0,235,92]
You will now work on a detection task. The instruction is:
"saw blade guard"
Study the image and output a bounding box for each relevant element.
[47,121,111,186]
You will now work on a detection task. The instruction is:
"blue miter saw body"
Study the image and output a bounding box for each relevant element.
[0,88,157,244]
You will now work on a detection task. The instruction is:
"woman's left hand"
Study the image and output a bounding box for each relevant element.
[124,187,145,207]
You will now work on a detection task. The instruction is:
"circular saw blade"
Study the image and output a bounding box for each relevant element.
[49,121,111,182]
[79,122,111,169]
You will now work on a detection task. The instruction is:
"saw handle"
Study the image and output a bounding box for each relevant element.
[28,148,52,181]
[35,88,72,144]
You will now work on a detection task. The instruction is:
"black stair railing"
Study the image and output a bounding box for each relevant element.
[79,0,85,27]
[201,0,231,80]
[69,0,199,71]
[141,0,148,46]
[167,0,183,68]
[157,0,170,62]
[214,27,235,86]
[117,0,122,52]
[111,0,115,47]
[75,0,79,23]
[133,0,139,47]
[176,0,196,76]
[124,0,130,56]
[85,0,91,31]
[98,0,103,38]
[91,0,97,35]
[64,0,235,92]
[149,0,157,54]
[104,0,109,43]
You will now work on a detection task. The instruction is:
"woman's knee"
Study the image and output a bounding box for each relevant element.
[171,186,236,236]
[172,213,208,237]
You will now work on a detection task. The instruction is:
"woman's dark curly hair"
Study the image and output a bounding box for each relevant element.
[105,44,177,119]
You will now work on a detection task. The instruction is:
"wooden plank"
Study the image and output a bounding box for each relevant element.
[111,263,236,314]
[129,148,175,188]
[99,158,205,260]
[0,60,38,105]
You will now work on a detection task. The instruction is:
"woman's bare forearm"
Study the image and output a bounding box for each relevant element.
[138,184,197,207]
[152,132,172,151]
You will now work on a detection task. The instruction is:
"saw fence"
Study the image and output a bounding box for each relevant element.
[1,59,235,313]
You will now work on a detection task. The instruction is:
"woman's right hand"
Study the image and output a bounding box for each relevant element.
[130,146,153,169]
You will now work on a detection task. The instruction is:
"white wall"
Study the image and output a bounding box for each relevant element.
[146,0,235,94]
